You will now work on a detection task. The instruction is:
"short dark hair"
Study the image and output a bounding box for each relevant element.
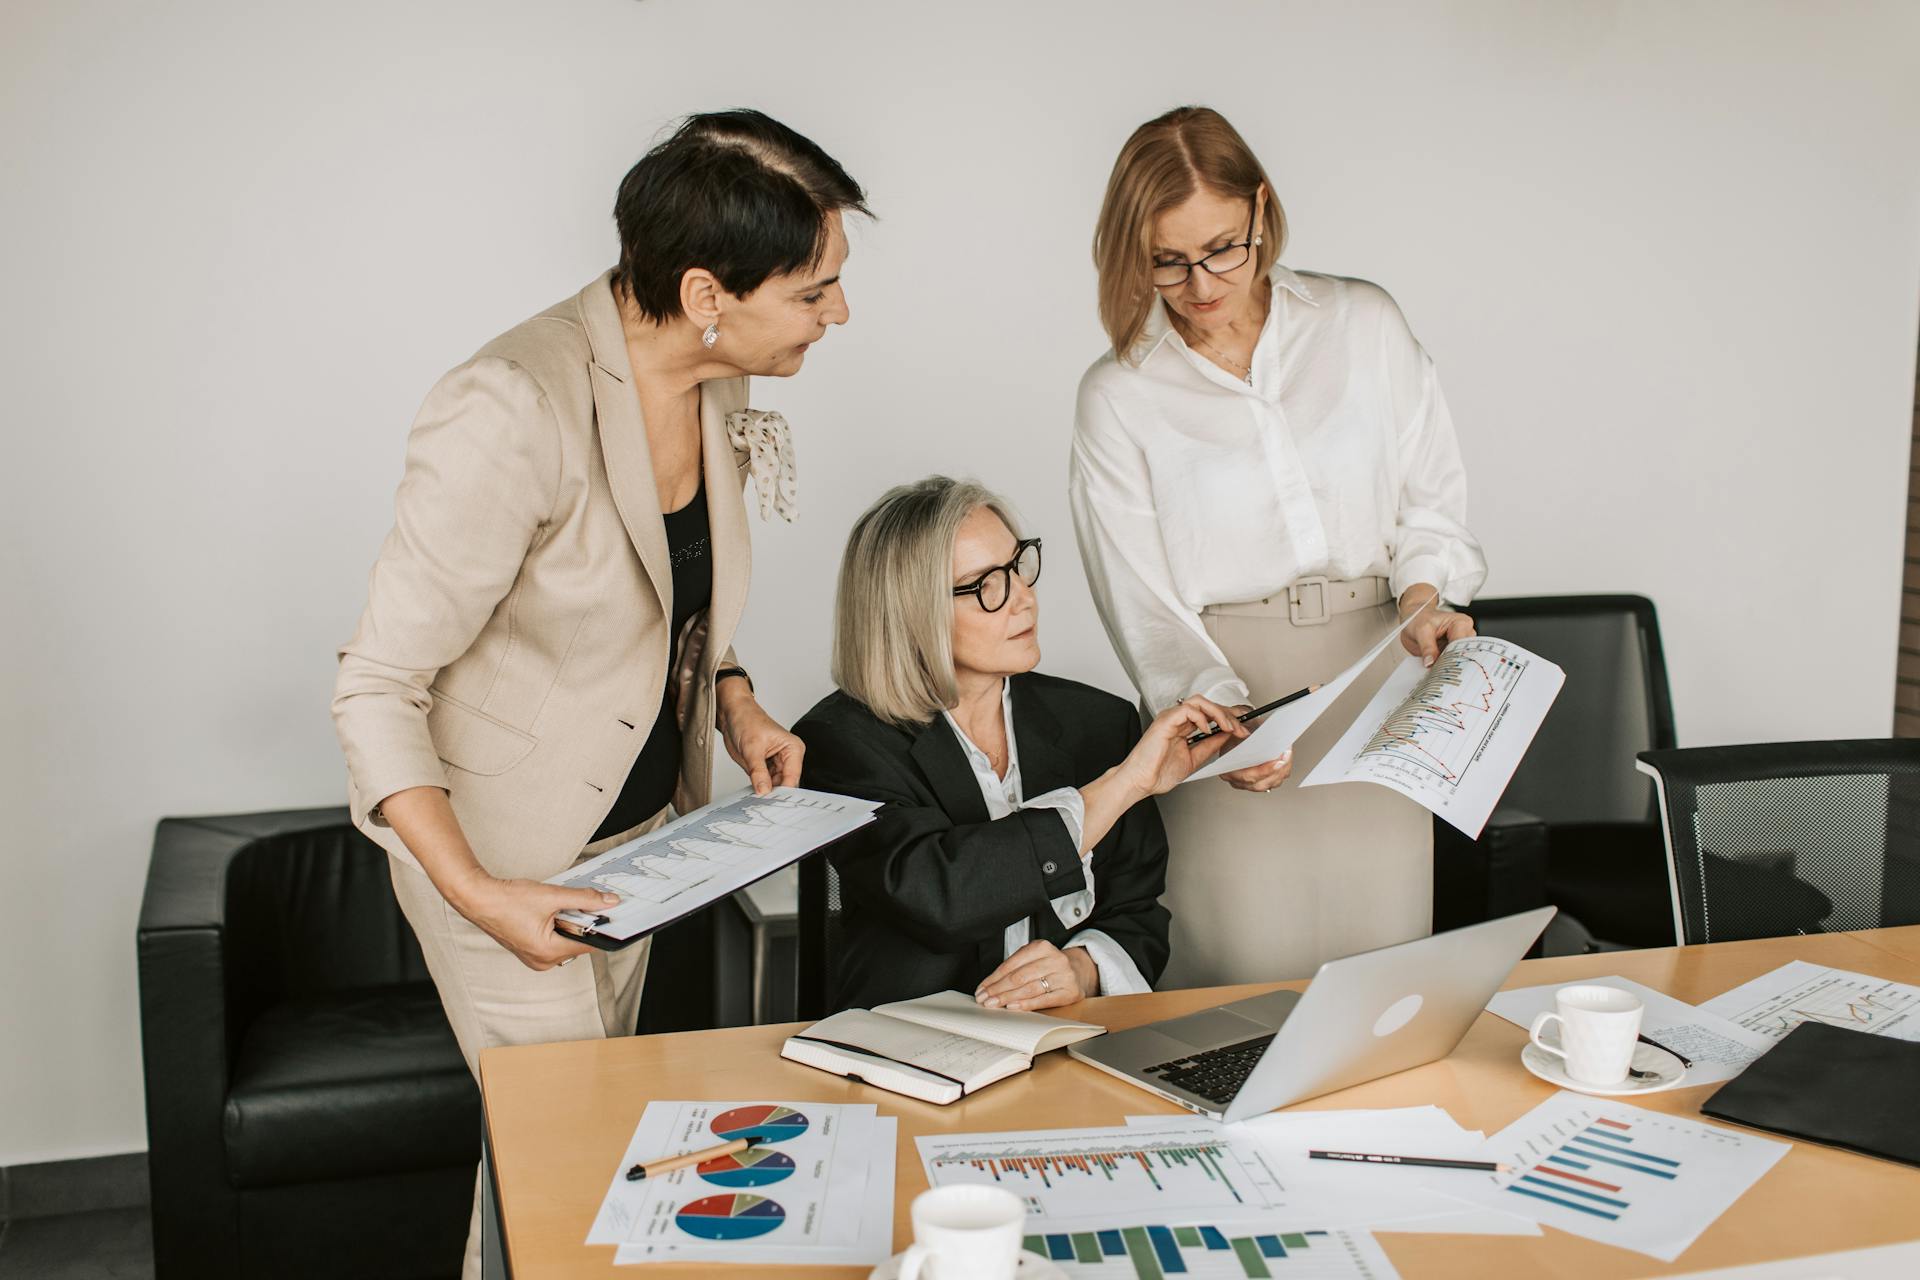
[613,109,870,323]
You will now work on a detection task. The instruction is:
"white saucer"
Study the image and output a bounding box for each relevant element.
[868,1250,1069,1279]
[1521,1037,1688,1096]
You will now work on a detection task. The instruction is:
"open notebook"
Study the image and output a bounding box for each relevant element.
[781,990,1105,1104]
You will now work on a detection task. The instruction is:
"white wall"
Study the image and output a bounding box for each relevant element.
[3,0,1917,1164]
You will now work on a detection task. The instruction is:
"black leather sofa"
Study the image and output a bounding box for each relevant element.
[137,807,475,1279]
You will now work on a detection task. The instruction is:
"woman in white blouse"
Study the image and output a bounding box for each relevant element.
[1070,106,1487,987]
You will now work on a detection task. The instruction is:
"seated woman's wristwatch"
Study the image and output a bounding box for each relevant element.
[714,666,754,694]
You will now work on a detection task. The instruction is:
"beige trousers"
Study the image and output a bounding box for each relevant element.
[389,809,668,1280]
[1158,583,1432,988]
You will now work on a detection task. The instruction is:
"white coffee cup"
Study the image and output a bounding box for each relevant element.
[898,1184,1025,1280]
[1529,984,1644,1085]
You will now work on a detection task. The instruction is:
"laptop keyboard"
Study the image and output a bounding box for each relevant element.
[1143,1033,1277,1106]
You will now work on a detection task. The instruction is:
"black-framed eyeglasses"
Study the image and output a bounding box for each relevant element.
[952,538,1042,613]
[1150,203,1258,288]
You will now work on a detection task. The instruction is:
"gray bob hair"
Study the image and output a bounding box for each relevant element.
[832,476,1024,727]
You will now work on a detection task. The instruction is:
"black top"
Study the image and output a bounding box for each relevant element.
[591,482,712,841]
[793,671,1172,1011]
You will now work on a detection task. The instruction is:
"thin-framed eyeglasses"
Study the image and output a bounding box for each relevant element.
[1150,203,1258,288]
[952,538,1043,613]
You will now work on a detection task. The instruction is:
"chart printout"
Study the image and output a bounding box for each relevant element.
[551,787,878,940]
[590,1099,895,1268]
[916,1125,1292,1230]
[1301,638,1564,838]
[1699,960,1920,1043]
[1457,1092,1789,1262]
[1023,1223,1402,1279]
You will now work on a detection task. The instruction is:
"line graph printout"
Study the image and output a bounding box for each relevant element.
[1458,1092,1788,1262]
[1302,637,1564,838]
[551,787,879,941]
[1699,960,1920,1042]
[916,1125,1293,1230]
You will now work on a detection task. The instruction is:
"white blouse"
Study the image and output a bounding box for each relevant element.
[940,680,1151,997]
[1069,264,1487,714]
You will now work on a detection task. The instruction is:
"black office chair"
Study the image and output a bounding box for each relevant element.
[795,852,845,1021]
[1435,594,1679,950]
[137,807,474,1279]
[1636,740,1920,945]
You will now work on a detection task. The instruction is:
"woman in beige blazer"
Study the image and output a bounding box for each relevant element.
[331,109,865,1277]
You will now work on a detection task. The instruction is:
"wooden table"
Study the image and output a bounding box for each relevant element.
[480,927,1920,1279]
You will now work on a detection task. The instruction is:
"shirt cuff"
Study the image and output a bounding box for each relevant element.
[1025,785,1089,857]
[1389,556,1454,607]
[1189,673,1252,710]
[1066,928,1152,996]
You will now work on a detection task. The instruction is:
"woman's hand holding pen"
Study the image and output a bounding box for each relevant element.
[448,869,618,972]
[1117,695,1248,796]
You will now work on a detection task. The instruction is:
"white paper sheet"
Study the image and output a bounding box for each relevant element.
[1185,607,1423,783]
[1487,976,1776,1085]
[1029,1222,1404,1278]
[1456,1091,1790,1262]
[586,1100,878,1254]
[916,1122,1295,1231]
[1699,960,1920,1042]
[1127,1108,1541,1237]
[552,786,878,940]
[615,1118,898,1267]
[1300,637,1564,838]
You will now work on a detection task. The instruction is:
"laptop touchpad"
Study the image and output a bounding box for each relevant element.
[1155,1007,1272,1050]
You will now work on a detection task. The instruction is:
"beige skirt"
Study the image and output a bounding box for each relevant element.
[1157,578,1432,988]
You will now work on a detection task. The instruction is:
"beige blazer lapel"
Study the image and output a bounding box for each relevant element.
[580,271,672,624]
[701,375,752,653]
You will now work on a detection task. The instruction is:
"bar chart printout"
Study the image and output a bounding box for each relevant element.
[915,1125,1291,1227]
[1022,1224,1400,1279]
[1463,1092,1789,1262]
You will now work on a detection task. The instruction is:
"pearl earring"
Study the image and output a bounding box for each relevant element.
[702,323,719,348]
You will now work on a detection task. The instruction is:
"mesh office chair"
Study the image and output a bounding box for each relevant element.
[1636,740,1920,945]
[796,852,846,1020]
[1437,595,1678,948]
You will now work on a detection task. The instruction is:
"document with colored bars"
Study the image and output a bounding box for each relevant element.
[1455,1091,1790,1262]
[1301,637,1564,838]
[550,786,879,941]
[915,1124,1401,1278]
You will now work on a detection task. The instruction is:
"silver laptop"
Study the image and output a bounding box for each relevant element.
[1070,907,1557,1122]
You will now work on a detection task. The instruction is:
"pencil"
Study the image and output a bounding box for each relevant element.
[1309,1150,1511,1173]
[625,1133,768,1182]
[1186,685,1318,746]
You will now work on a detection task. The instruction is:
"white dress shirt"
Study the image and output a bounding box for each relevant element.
[940,680,1151,997]
[1070,264,1487,714]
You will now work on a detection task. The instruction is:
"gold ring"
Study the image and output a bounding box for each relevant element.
[1039,975,1052,994]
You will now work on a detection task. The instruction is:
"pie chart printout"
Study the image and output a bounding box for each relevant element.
[697,1147,796,1188]
[710,1104,810,1145]
[674,1193,787,1241]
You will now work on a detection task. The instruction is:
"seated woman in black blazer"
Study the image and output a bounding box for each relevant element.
[795,476,1277,1013]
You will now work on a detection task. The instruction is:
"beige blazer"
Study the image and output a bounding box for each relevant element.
[332,271,754,881]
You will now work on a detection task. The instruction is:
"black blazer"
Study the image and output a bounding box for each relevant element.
[793,671,1172,1012]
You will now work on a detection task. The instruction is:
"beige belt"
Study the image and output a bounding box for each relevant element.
[1203,575,1393,627]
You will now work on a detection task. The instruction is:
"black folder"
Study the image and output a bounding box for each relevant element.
[1701,1021,1920,1168]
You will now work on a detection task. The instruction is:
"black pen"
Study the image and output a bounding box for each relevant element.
[1186,685,1317,745]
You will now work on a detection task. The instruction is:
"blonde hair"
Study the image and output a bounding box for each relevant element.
[1092,106,1288,363]
[832,477,1024,727]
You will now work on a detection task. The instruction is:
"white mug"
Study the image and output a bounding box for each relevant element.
[898,1184,1025,1280]
[1529,984,1644,1085]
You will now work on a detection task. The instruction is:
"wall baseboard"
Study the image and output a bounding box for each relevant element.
[0,1152,149,1222]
